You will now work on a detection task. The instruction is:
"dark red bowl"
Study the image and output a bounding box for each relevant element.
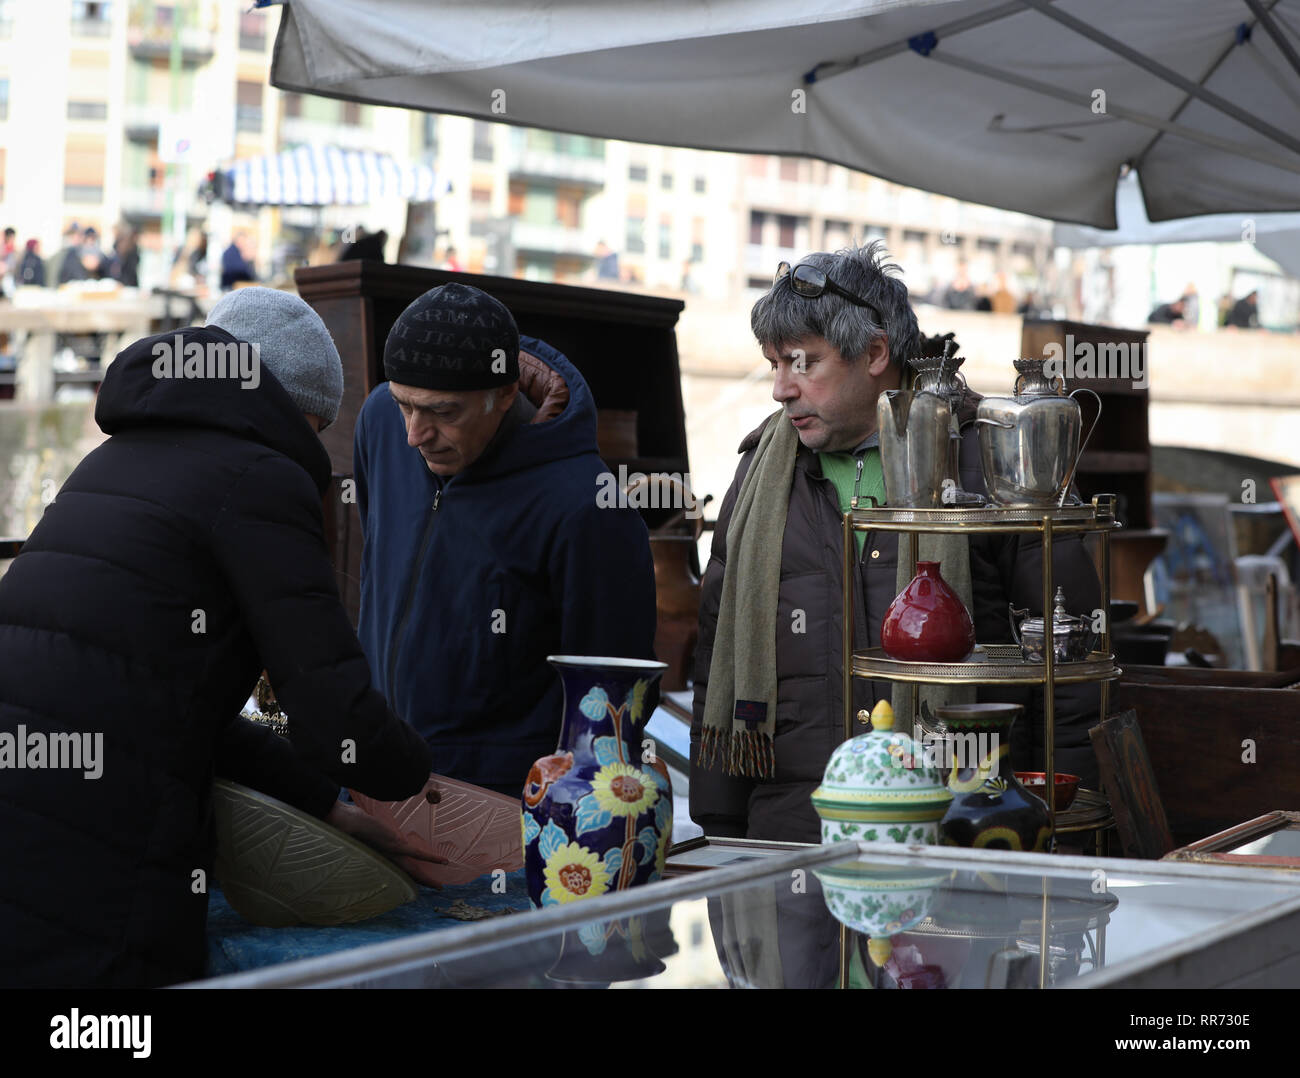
[1016,771,1081,811]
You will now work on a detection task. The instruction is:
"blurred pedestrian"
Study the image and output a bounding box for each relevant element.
[107,225,139,288]
[1224,290,1259,329]
[439,245,463,272]
[220,231,257,290]
[54,223,88,284]
[17,240,45,287]
[79,227,107,279]
[1148,297,1186,325]
[0,228,15,276]
[943,262,977,310]
[1179,283,1199,327]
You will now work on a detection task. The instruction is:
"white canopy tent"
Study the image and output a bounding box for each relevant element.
[263,0,1300,227]
[1054,170,1300,280]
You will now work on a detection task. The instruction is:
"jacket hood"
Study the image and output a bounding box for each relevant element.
[458,334,598,481]
[95,325,332,493]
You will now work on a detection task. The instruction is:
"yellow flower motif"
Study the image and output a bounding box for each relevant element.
[628,679,647,724]
[590,763,659,818]
[543,841,611,904]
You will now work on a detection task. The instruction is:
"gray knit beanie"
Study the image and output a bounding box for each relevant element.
[206,287,344,427]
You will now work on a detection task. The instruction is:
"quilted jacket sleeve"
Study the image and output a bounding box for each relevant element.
[209,451,432,800]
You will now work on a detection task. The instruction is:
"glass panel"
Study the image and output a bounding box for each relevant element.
[1233,826,1300,856]
[208,846,1300,989]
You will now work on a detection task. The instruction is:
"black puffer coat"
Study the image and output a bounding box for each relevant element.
[0,326,432,988]
[691,401,1101,842]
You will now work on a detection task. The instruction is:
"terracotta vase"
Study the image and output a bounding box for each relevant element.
[522,656,670,908]
[935,704,1051,853]
[649,536,700,692]
[880,561,975,662]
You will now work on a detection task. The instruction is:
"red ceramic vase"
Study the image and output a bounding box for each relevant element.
[880,561,976,662]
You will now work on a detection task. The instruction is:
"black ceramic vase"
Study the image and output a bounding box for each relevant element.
[935,704,1050,852]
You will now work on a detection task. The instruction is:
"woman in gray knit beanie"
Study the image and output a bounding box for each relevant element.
[206,286,344,428]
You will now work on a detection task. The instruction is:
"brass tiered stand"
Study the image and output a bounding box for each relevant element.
[841,494,1123,846]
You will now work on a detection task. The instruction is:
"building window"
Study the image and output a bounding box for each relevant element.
[236,80,263,133]
[341,100,362,126]
[693,175,706,194]
[0,0,12,38]
[472,121,495,161]
[469,219,489,237]
[64,184,103,203]
[284,92,302,119]
[691,241,704,262]
[747,155,768,178]
[239,10,266,52]
[628,163,647,183]
[903,229,927,244]
[626,217,645,255]
[71,0,111,36]
[658,221,672,260]
[778,157,799,181]
[422,114,438,151]
[749,210,765,246]
[0,78,8,122]
[976,237,1000,252]
[1011,241,1037,258]
[660,172,673,191]
[67,101,108,120]
[777,214,797,249]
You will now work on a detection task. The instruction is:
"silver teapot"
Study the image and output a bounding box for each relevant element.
[975,358,1101,508]
[1009,587,1099,663]
[877,390,950,508]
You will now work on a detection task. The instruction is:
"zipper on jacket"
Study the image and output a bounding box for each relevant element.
[386,485,443,703]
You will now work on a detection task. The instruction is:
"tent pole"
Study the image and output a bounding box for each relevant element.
[1243,0,1300,81]
[1021,0,1300,158]
[929,51,1300,176]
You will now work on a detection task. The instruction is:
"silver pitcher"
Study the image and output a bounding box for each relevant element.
[878,390,950,508]
[909,354,984,507]
[975,359,1101,508]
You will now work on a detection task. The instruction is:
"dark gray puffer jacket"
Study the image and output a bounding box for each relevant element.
[690,400,1102,843]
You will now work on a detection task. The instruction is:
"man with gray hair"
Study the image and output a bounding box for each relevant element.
[690,243,1100,843]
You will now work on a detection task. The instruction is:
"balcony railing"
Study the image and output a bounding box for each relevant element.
[512,221,596,257]
[507,148,605,187]
[127,25,215,63]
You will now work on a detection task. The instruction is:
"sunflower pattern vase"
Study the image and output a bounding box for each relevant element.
[522,656,670,909]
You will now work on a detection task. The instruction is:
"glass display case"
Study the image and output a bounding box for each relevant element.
[194,842,1300,989]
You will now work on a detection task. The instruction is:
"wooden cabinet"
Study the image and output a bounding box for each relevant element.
[1019,319,1166,609]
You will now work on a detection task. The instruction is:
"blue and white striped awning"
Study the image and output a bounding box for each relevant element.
[224,146,448,206]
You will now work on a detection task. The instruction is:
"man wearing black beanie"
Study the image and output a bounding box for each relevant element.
[353,283,657,794]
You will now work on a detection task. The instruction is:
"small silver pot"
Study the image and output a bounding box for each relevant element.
[1009,587,1098,663]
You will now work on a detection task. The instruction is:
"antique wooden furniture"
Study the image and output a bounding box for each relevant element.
[1020,319,1167,613]
[294,263,688,625]
[1163,810,1300,871]
[1113,665,1300,848]
[1088,709,1174,859]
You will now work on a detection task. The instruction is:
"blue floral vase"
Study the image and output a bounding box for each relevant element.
[522,656,670,909]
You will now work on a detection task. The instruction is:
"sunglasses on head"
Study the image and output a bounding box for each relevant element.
[774,261,884,326]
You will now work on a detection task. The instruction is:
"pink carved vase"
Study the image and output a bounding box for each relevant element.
[880,561,976,662]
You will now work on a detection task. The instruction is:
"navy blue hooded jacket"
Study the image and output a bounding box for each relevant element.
[354,336,658,793]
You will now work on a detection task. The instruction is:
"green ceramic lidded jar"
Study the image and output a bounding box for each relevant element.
[811,699,952,845]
